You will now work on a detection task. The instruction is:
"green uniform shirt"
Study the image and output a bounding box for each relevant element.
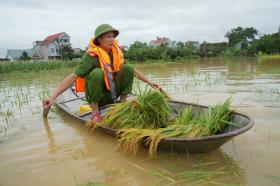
[74,54,100,78]
[74,50,124,78]
[73,51,133,105]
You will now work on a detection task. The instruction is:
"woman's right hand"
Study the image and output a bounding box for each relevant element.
[42,97,55,109]
[41,73,77,117]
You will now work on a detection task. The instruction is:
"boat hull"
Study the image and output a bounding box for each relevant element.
[56,89,254,153]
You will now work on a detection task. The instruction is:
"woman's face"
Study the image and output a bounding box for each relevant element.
[97,31,115,51]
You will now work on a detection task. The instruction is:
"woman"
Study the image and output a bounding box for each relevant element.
[42,24,162,122]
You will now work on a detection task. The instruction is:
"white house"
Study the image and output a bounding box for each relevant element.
[6,32,71,61]
[149,37,176,48]
[34,32,71,60]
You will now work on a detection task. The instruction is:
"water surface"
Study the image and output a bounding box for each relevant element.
[0,58,279,186]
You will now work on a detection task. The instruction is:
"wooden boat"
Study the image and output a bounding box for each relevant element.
[56,88,254,153]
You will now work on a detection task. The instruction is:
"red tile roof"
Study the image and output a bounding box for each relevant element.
[150,37,170,45]
[41,32,64,46]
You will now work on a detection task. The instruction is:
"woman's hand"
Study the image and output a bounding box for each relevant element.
[42,97,55,109]
[42,96,55,117]
[41,73,78,117]
[134,68,168,98]
[149,82,162,91]
[148,82,169,98]
[135,68,161,90]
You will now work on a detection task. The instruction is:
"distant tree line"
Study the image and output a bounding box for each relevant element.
[125,41,198,62]
[126,26,280,60]
[221,26,279,57]
[19,26,280,61]
[248,32,280,55]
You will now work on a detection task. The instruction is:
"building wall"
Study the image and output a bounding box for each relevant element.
[48,42,60,57]
[36,45,49,60]
[59,34,70,45]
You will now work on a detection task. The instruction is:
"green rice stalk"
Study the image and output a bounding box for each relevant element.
[101,89,170,129]
[130,162,236,186]
[88,94,234,158]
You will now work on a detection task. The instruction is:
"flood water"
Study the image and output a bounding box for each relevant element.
[0,58,279,186]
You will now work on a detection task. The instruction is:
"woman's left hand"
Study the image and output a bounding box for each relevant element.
[149,82,162,90]
[149,82,169,98]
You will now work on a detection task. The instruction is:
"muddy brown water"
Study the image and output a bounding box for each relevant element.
[0,58,279,186]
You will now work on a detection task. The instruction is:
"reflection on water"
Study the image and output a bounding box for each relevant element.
[43,118,57,155]
[0,58,280,186]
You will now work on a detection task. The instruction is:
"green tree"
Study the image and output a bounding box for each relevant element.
[225,26,258,47]
[221,47,242,57]
[248,33,280,55]
[60,45,74,60]
[126,40,195,62]
[20,51,31,61]
[126,41,149,62]
[73,49,85,58]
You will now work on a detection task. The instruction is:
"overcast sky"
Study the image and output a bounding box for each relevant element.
[0,0,279,57]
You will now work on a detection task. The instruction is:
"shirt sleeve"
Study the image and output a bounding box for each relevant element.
[74,54,99,78]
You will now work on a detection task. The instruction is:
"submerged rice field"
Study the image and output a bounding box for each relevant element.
[0,58,280,186]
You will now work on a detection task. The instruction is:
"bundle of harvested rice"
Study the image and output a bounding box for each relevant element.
[173,106,194,125]
[117,98,234,158]
[202,98,233,134]
[86,87,234,158]
[117,124,210,159]
[101,89,170,129]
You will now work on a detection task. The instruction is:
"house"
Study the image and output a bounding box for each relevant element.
[234,41,251,50]
[6,49,42,61]
[6,32,71,61]
[73,48,82,54]
[72,48,85,58]
[149,37,176,48]
[0,58,9,62]
[200,42,228,57]
[34,32,71,60]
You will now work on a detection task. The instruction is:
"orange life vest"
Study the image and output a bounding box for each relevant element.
[75,38,125,93]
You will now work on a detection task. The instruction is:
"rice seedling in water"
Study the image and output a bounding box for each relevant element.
[222,154,243,179]
[265,175,280,184]
[77,182,111,186]
[130,162,240,186]
[0,60,80,74]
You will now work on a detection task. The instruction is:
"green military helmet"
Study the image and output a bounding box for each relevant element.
[94,24,119,43]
